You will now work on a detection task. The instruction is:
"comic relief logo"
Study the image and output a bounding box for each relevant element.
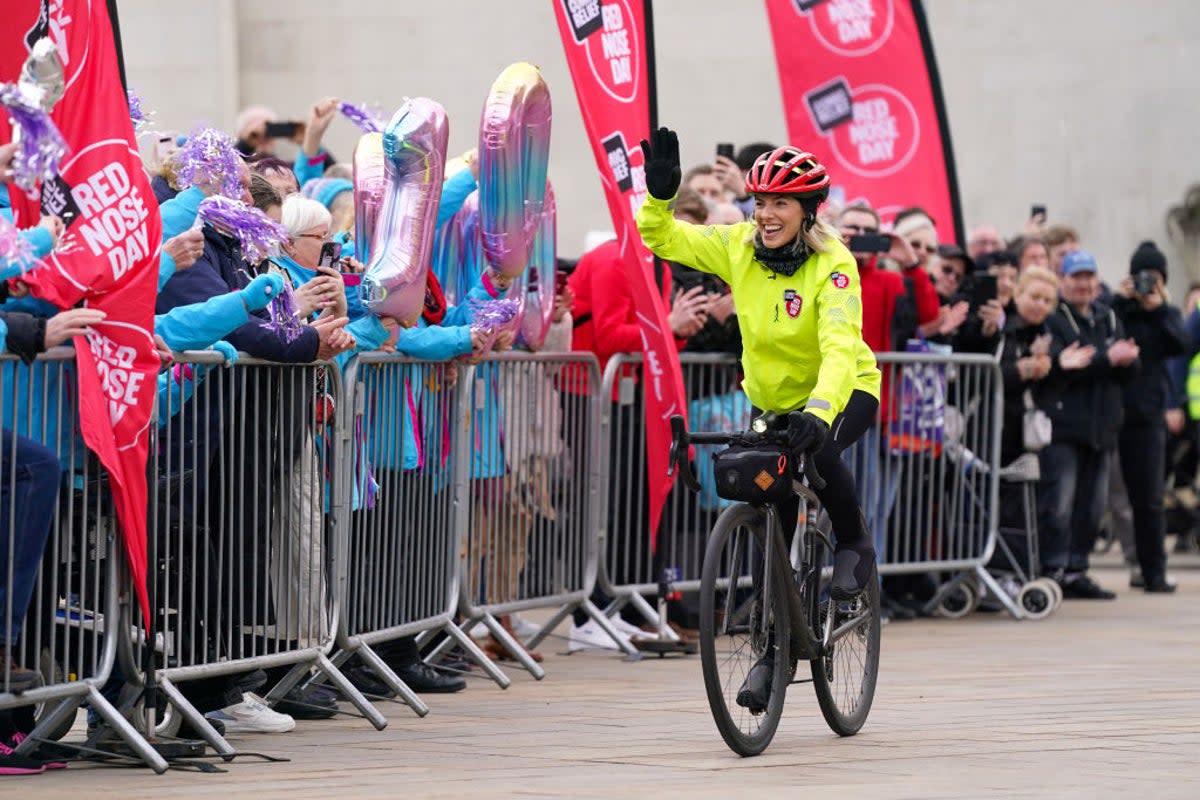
[805,79,919,178]
[601,131,647,217]
[580,0,640,103]
[563,0,603,41]
[796,0,894,57]
[830,272,850,289]
[784,289,803,318]
[67,151,153,281]
[86,330,150,428]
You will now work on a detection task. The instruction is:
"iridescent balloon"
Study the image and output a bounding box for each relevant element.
[353,132,385,265]
[516,184,557,349]
[478,62,552,277]
[361,98,449,327]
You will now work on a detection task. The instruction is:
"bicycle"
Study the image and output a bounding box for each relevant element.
[668,412,881,756]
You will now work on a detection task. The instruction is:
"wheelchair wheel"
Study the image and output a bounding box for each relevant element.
[1017,581,1056,620]
[1030,577,1063,609]
[933,579,979,619]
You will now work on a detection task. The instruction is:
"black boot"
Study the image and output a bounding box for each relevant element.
[735,656,774,714]
[831,541,876,600]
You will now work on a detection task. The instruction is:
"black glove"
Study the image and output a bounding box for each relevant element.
[786,411,829,455]
[639,126,681,200]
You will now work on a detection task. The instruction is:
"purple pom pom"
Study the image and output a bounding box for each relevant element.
[127,88,151,133]
[0,82,68,198]
[175,127,243,198]
[264,279,306,343]
[469,298,521,331]
[197,196,289,263]
[338,101,385,134]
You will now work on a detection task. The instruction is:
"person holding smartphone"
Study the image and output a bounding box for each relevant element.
[953,250,1020,353]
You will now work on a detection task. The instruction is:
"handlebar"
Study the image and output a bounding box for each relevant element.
[667,412,826,493]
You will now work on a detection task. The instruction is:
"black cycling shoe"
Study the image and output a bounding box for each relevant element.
[735,657,774,714]
[830,543,875,601]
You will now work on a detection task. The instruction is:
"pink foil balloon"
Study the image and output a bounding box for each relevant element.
[352,132,385,264]
[516,184,557,349]
[361,98,449,326]
[478,62,552,277]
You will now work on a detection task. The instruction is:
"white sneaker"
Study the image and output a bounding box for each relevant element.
[607,615,656,642]
[567,619,631,653]
[205,692,296,734]
[509,613,541,641]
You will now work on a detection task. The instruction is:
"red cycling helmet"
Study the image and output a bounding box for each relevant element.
[744,146,830,198]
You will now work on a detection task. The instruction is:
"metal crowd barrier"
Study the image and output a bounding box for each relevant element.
[123,352,384,758]
[598,350,1009,624]
[330,353,509,714]
[1,350,168,772]
[421,350,626,674]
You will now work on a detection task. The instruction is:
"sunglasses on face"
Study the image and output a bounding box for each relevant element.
[910,241,938,255]
[842,224,879,235]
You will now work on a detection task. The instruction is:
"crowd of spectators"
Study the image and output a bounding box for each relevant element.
[2,97,1198,774]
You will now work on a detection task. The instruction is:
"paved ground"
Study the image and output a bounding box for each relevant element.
[9,553,1200,798]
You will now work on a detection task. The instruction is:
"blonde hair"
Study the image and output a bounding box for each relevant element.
[1016,265,1059,294]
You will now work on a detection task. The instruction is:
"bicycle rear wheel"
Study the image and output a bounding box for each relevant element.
[699,503,791,757]
[811,552,881,736]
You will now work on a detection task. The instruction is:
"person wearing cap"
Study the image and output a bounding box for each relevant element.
[1036,249,1139,599]
[1109,241,1188,593]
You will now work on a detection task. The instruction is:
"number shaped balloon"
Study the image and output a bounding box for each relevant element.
[352,132,385,265]
[478,62,552,278]
[516,184,557,349]
[361,98,449,327]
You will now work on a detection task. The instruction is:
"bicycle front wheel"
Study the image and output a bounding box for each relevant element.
[699,503,791,757]
[811,559,881,736]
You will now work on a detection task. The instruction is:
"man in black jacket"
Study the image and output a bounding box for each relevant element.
[1036,251,1139,599]
[1111,241,1188,593]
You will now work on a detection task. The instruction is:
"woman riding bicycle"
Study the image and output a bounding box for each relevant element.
[636,128,881,610]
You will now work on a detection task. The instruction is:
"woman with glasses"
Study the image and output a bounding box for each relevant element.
[893,207,968,341]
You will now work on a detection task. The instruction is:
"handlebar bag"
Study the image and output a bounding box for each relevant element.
[711,445,793,504]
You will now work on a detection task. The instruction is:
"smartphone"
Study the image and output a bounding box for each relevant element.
[1030,204,1047,221]
[317,241,342,269]
[716,142,735,161]
[848,233,892,253]
[970,274,998,307]
[265,120,302,139]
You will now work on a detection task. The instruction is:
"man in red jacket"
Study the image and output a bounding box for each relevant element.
[563,235,708,650]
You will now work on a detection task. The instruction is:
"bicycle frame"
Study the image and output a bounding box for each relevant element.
[669,412,873,666]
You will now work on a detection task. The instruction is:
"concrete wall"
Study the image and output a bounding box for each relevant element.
[117,0,1200,288]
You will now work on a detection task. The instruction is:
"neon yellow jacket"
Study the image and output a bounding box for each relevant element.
[636,195,880,425]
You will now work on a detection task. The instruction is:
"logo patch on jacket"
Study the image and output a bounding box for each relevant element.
[784,289,803,318]
[830,272,850,289]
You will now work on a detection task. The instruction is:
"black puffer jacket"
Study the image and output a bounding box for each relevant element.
[1038,301,1138,451]
[998,314,1049,466]
[1110,295,1189,427]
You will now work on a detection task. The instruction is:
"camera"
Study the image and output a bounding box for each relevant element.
[1133,270,1158,296]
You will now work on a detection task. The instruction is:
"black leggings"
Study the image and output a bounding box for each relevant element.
[773,389,879,551]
